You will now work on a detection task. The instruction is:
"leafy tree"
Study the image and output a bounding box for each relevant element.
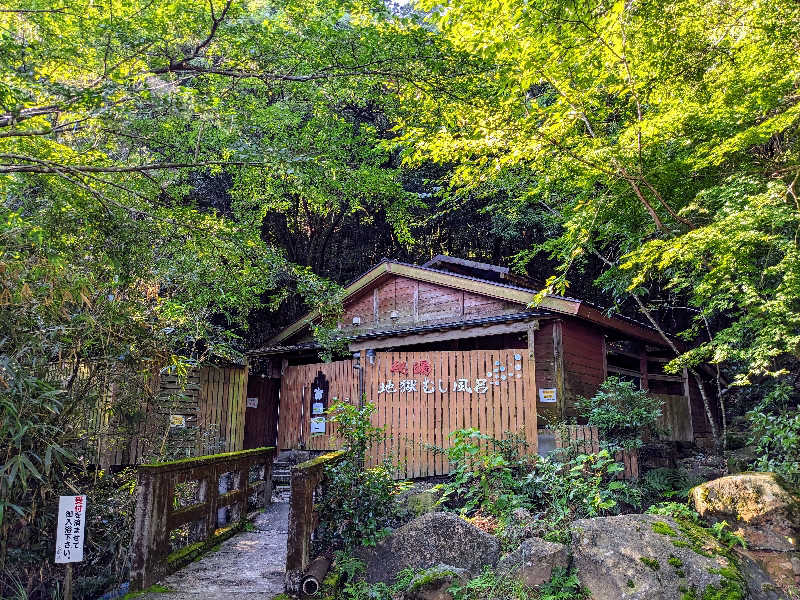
[0,1,422,595]
[576,377,663,449]
[398,0,800,440]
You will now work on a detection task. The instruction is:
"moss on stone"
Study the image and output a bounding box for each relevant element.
[669,556,684,568]
[122,584,173,598]
[640,557,660,571]
[293,450,345,471]
[682,587,698,600]
[652,521,679,537]
[407,566,459,592]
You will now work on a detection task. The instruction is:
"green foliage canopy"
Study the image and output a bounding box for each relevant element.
[398,0,800,385]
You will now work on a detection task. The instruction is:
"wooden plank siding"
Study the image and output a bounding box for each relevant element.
[560,319,606,420]
[276,360,358,453]
[336,275,521,340]
[95,365,249,467]
[278,350,537,479]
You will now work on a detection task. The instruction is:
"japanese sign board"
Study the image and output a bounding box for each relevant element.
[55,495,86,563]
[169,414,186,428]
[539,388,558,403]
[310,416,326,434]
[246,396,259,408]
[310,370,329,416]
[375,353,526,396]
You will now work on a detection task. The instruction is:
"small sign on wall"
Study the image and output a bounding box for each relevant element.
[55,495,86,563]
[246,396,259,408]
[169,414,186,428]
[312,402,324,415]
[310,417,326,434]
[539,388,558,403]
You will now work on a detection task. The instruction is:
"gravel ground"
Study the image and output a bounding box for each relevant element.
[136,499,289,600]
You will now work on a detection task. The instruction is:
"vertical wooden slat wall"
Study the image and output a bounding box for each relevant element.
[278,350,537,479]
[93,363,249,466]
[188,365,248,454]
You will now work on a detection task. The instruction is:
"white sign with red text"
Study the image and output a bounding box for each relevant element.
[55,495,86,563]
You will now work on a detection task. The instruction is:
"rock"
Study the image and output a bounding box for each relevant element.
[403,564,469,600]
[689,473,799,552]
[501,508,538,546]
[354,512,500,584]
[736,550,789,600]
[497,537,568,587]
[571,514,740,600]
[739,548,799,596]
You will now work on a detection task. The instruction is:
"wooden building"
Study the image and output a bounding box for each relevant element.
[249,256,715,477]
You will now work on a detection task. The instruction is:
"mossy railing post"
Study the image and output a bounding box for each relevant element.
[285,451,345,595]
[129,447,276,591]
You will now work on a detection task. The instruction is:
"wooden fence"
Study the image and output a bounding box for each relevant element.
[284,451,345,595]
[279,349,538,479]
[96,365,249,467]
[130,447,275,591]
[553,425,639,480]
[278,360,358,453]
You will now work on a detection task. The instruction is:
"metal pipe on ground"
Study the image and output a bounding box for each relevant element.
[301,556,331,596]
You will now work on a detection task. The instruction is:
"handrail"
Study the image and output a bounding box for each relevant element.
[130,447,276,590]
[284,450,345,594]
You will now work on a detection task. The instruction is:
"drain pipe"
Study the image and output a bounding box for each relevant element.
[351,351,366,469]
[301,556,331,596]
[352,351,364,408]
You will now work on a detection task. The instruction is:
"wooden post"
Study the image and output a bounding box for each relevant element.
[639,350,649,390]
[527,321,539,454]
[64,564,73,600]
[553,320,566,420]
[130,468,171,590]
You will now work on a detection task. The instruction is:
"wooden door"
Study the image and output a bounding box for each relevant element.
[243,376,280,449]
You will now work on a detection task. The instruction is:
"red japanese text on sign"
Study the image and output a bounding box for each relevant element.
[390,360,408,375]
[412,360,432,376]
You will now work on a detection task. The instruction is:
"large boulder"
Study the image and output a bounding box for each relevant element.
[354,512,500,584]
[497,537,568,587]
[689,473,799,552]
[571,514,743,600]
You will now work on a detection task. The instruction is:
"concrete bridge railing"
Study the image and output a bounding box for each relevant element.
[130,447,276,590]
[285,451,345,594]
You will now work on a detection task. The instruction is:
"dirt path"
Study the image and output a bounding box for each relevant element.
[137,501,289,600]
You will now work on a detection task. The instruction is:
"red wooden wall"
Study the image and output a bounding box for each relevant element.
[337,275,521,337]
[243,375,280,449]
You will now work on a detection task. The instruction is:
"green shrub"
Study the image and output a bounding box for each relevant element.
[440,428,533,517]
[316,401,399,550]
[646,501,701,522]
[638,468,702,508]
[746,382,800,489]
[448,566,589,600]
[439,428,634,545]
[520,449,635,543]
[575,377,664,449]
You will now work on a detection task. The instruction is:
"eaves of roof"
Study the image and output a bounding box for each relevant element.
[250,311,548,357]
[264,260,664,347]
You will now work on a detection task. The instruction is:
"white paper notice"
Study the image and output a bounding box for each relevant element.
[539,388,558,403]
[55,495,87,563]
